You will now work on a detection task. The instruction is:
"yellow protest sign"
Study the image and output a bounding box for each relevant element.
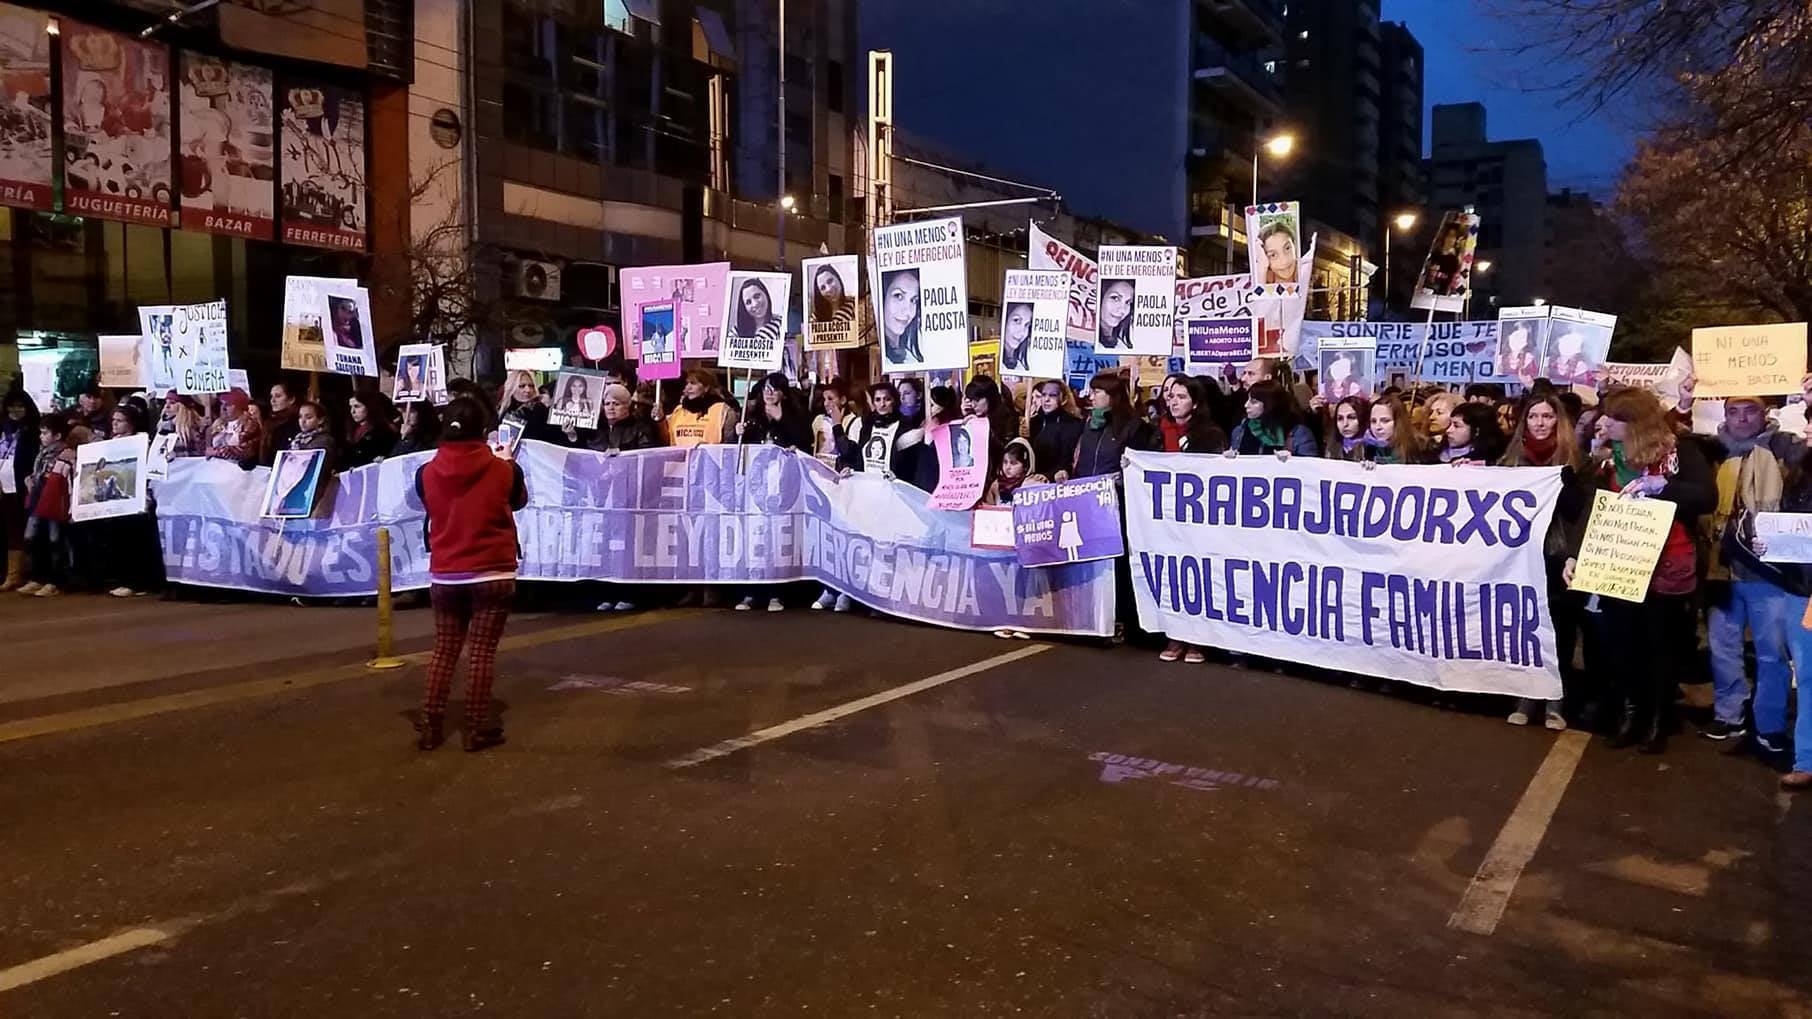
[968,336,1000,381]
[1569,491,1678,602]
[1690,322,1807,397]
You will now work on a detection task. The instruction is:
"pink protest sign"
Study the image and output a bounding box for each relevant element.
[928,416,991,511]
[620,262,730,363]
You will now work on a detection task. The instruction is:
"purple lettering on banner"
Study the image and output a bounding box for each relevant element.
[1011,477,1127,567]
[1187,318,1256,366]
[152,444,1115,636]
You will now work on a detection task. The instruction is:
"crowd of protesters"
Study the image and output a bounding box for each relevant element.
[4,352,1811,787]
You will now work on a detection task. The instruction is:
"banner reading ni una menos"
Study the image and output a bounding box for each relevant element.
[1123,451,1564,698]
[153,444,1115,636]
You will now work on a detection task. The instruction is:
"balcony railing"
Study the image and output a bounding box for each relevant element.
[1192,36,1282,115]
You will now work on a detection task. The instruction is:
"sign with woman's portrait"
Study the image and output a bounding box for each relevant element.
[718,271,791,372]
[261,447,326,519]
[802,254,861,350]
[1096,246,1176,356]
[549,368,607,430]
[872,217,969,374]
[1410,211,1480,313]
[313,280,376,377]
[999,269,1069,379]
[1244,202,1301,285]
[71,434,149,522]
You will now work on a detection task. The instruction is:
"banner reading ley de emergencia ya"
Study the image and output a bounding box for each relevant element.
[154,444,1115,637]
[1124,451,1564,698]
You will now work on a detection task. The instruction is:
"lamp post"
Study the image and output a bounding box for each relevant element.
[1229,132,1296,271]
[1383,210,1417,313]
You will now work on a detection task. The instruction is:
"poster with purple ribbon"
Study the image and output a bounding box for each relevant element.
[1012,476,1125,567]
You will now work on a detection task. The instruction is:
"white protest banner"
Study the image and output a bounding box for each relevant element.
[140,300,229,395]
[1244,202,1303,285]
[718,270,791,372]
[1691,322,1808,398]
[71,434,150,522]
[1029,221,1099,344]
[802,254,861,350]
[315,281,377,377]
[1297,321,1515,387]
[1318,337,1376,401]
[999,269,1069,379]
[228,369,249,395]
[1495,306,1549,384]
[873,216,968,372]
[929,416,990,511]
[1124,452,1564,697]
[1410,211,1480,313]
[98,334,146,389]
[1250,282,1308,361]
[1544,306,1616,387]
[1569,491,1677,603]
[1096,245,1175,356]
[1756,512,1812,564]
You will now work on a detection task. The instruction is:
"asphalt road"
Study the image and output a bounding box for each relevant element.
[2,592,1808,1017]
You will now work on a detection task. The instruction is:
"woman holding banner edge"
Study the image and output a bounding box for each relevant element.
[1565,388,1715,754]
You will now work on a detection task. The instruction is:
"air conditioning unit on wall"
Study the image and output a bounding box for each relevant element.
[514,258,563,301]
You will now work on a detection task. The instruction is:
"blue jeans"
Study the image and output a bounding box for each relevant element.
[1707,579,1795,732]
[1784,617,1812,773]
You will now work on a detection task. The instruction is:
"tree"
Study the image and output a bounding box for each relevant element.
[365,157,499,379]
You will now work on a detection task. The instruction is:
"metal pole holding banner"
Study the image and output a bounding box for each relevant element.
[367,526,406,670]
[1410,303,1439,388]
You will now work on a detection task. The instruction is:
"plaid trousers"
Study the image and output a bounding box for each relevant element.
[422,579,516,729]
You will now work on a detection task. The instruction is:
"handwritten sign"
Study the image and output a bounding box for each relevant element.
[1755,512,1812,564]
[1570,491,1678,602]
[1691,322,1807,397]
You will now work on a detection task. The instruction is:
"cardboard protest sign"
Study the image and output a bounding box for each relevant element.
[970,506,1016,551]
[261,447,327,519]
[621,263,730,360]
[145,432,178,481]
[636,301,680,381]
[1318,337,1376,401]
[1544,306,1615,387]
[280,275,351,372]
[98,334,146,389]
[71,434,149,522]
[139,300,229,395]
[718,271,791,372]
[873,217,969,373]
[1691,322,1808,397]
[1410,211,1480,313]
[394,343,434,403]
[802,254,861,350]
[1029,222,1099,344]
[929,416,990,511]
[1495,306,1549,384]
[999,269,1068,379]
[1096,245,1175,355]
[315,281,376,377]
[549,368,606,430]
[967,336,999,381]
[1011,476,1125,567]
[1245,202,1303,285]
[1570,491,1678,602]
[1756,512,1812,564]
[1187,318,1257,367]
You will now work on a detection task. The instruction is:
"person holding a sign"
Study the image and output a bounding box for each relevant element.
[1749,418,1812,788]
[1322,396,1372,462]
[498,371,563,447]
[0,390,40,592]
[1500,391,1591,731]
[1700,396,1806,745]
[662,369,736,449]
[587,383,662,454]
[735,374,810,613]
[1566,388,1716,753]
[836,381,909,478]
[83,404,161,598]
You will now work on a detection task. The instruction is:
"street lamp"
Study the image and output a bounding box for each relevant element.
[1475,259,1493,273]
[1381,210,1419,313]
[780,194,796,211]
[1252,131,1295,206]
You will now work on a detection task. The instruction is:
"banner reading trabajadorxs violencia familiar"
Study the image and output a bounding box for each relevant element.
[154,444,1115,636]
[1123,451,1564,698]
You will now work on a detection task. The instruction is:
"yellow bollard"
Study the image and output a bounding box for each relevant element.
[367,526,407,670]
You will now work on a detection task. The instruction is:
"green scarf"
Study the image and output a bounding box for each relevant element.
[1088,407,1109,429]
[1610,441,1642,488]
[1248,419,1285,450]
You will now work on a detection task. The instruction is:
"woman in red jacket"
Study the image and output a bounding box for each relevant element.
[412,397,528,751]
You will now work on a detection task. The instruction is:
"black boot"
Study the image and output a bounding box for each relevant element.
[415,712,445,751]
[1605,700,1641,748]
[1639,708,1669,755]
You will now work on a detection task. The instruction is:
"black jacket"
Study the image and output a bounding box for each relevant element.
[1028,410,1084,477]
[1072,416,1154,479]
[502,399,567,447]
[589,416,663,453]
[742,412,812,451]
[342,426,397,470]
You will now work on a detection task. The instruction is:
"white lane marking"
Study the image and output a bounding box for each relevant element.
[1448,730,1590,935]
[0,928,171,992]
[666,644,1052,769]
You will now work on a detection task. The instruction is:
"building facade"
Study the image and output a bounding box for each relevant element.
[1426,102,1548,312]
[0,0,413,404]
[1279,0,1382,246]
[1375,19,1424,314]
